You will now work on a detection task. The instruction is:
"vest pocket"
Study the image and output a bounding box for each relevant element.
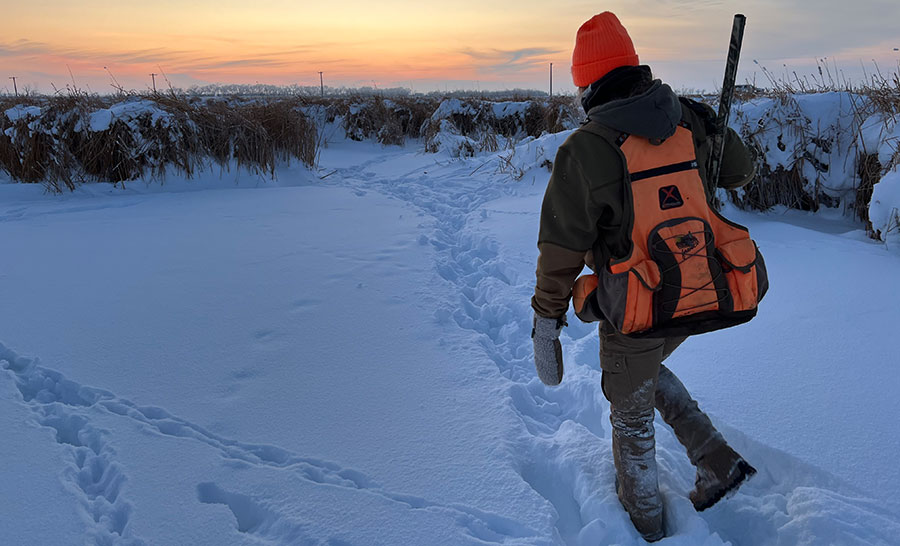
[716,238,762,312]
[573,274,604,323]
[648,218,722,322]
[597,260,661,334]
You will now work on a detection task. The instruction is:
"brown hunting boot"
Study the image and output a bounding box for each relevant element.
[690,443,757,511]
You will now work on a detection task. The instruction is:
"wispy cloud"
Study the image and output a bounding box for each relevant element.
[0,39,324,70]
[199,58,295,70]
[460,47,561,74]
[0,39,199,65]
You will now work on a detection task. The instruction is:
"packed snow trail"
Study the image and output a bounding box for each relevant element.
[317,136,900,545]
[1,135,900,545]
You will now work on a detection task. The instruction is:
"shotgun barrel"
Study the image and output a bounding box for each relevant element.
[709,14,747,188]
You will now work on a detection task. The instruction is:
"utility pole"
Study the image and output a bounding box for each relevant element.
[549,63,553,96]
[149,73,157,93]
[319,72,324,97]
[9,76,17,97]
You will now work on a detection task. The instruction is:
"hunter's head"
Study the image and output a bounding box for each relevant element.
[572,12,639,92]
[573,12,656,110]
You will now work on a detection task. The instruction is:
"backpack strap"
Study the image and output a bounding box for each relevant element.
[677,97,723,196]
[575,120,635,270]
[678,96,717,138]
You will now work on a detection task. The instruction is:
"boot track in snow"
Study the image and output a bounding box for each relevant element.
[2,142,900,545]
[325,147,900,546]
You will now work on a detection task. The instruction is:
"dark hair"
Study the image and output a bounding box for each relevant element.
[580,65,654,113]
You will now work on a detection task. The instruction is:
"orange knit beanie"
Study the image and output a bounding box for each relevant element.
[571,12,639,88]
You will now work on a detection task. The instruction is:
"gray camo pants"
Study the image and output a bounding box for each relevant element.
[598,321,725,539]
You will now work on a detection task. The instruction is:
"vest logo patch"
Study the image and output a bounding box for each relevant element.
[675,232,700,257]
[659,185,684,210]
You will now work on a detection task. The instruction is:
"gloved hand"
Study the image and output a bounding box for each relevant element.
[532,314,565,386]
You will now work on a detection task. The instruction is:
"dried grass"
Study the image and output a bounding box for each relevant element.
[0,90,580,192]
[12,73,896,234]
[719,63,900,239]
[339,96,437,145]
[0,92,318,191]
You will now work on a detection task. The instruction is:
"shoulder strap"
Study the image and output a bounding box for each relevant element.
[576,120,634,269]
[677,97,723,198]
[578,118,628,144]
[678,97,717,139]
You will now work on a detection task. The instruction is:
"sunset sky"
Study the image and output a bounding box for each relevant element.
[1,0,898,94]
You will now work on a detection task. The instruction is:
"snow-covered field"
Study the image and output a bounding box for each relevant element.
[2,132,899,545]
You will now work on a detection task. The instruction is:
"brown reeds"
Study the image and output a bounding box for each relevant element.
[721,62,900,240]
[0,90,582,191]
[6,74,896,238]
[0,93,318,191]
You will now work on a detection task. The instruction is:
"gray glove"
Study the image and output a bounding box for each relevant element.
[532,314,565,386]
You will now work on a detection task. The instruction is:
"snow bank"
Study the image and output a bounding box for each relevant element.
[4,104,42,122]
[431,98,477,120]
[858,112,900,165]
[491,130,574,181]
[869,168,900,241]
[424,98,579,157]
[426,118,478,158]
[79,99,174,133]
[491,101,531,119]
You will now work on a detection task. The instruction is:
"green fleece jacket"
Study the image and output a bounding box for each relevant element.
[532,82,755,319]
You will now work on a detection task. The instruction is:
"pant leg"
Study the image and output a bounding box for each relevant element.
[661,335,686,363]
[599,322,665,540]
[653,335,725,466]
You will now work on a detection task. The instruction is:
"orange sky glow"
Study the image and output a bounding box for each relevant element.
[2,0,898,94]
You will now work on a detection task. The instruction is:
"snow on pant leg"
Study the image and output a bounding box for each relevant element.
[655,364,725,465]
[599,322,664,540]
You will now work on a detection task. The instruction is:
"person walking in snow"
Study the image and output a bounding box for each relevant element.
[531,12,765,542]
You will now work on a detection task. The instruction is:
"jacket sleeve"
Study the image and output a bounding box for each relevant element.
[687,99,755,191]
[717,127,755,189]
[532,243,586,319]
[531,145,604,319]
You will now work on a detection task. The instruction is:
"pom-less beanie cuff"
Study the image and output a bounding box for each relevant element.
[571,53,640,88]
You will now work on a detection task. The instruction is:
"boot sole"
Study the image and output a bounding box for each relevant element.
[693,459,757,512]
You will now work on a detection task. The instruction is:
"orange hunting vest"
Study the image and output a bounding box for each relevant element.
[573,121,768,337]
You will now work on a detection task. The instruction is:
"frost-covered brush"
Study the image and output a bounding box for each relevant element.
[190,100,275,176]
[863,68,900,119]
[243,99,318,165]
[0,100,80,190]
[543,95,581,134]
[339,94,439,144]
[709,14,746,188]
[225,103,276,176]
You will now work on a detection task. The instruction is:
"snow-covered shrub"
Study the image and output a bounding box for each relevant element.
[421,97,579,156]
[422,100,484,157]
[726,88,900,241]
[0,94,317,191]
[0,92,578,189]
[496,131,571,180]
[341,97,434,145]
[73,99,188,183]
[1,102,66,187]
[869,169,900,242]
[423,119,477,158]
